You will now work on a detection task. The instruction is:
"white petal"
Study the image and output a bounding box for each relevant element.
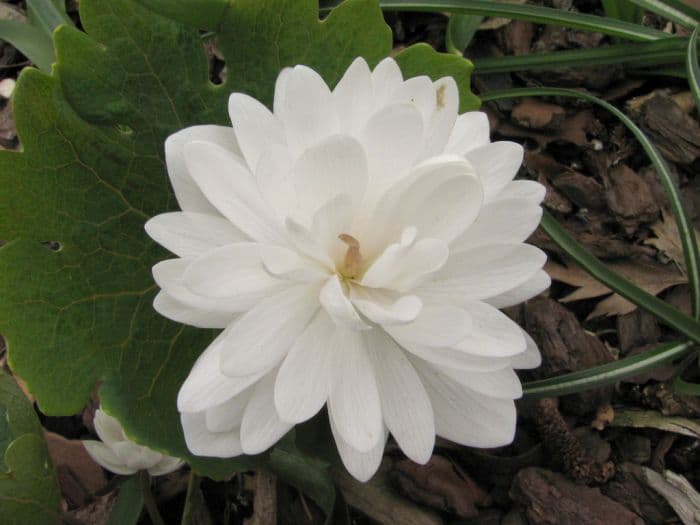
[365,330,434,464]
[153,258,256,315]
[402,343,511,372]
[420,77,459,159]
[153,291,234,329]
[220,285,320,376]
[453,301,527,358]
[331,418,387,483]
[273,67,292,116]
[284,217,336,270]
[165,125,240,214]
[93,409,125,447]
[292,134,368,216]
[418,243,546,302]
[205,388,252,433]
[496,179,546,203]
[112,441,163,471]
[333,57,374,135]
[146,212,245,258]
[260,244,328,283]
[361,103,423,195]
[444,111,490,155]
[391,76,435,123]
[436,365,523,399]
[181,411,243,457]
[183,243,286,300]
[278,65,338,156]
[274,311,335,423]
[385,305,471,348]
[486,269,551,309]
[320,275,370,330]
[366,155,482,247]
[228,92,285,173]
[511,330,542,369]
[240,372,294,454]
[451,200,542,251]
[465,141,524,203]
[360,231,449,292]
[177,330,265,413]
[349,287,422,326]
[371,57,403,106]
[255,143,296,221]
[148,456,184,476]
[328,328,383,452]
[415,361,517,448]
[310,193,354,265]
[83,441,136,475]
[184,141,284,244]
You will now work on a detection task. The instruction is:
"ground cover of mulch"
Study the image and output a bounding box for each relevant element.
[1,1,700,523]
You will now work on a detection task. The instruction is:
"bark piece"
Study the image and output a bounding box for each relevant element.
[510,467,645,525]
[335,460,442,525]
[602,463,676,525]
[604,164,659,234]
[524,298,613,414]
[390,456,491,519]
[637,94,700,164]
[511,99,566,130]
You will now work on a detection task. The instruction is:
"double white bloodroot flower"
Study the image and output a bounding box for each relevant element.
[146,57,548,481]
[84,408,184,475]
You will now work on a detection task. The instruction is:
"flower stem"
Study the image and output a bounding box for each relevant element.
[138,471,165,525]
[180,471,201,525]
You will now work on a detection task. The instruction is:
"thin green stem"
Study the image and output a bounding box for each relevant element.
[320,0,670,41]
[482,87,700,323]
[473,37,687,73]
[180,471,201,525]
[523,340,695,397]
[626,0,699,28]
[138,471,165,525]
[687,27,700,114]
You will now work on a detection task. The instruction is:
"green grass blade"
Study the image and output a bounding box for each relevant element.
[539,212,700,343]
[662,0,700,19]
[523,340,695,398]
[320,0,670,41]
[446,13,483,55]
[473,37,687,73]
[627,0,699,28]
[482,87,700,324]
[0,20,54,72]
[687,26,700,111]
[602,0,644,24]
[673,375,700,395]
[26,0,73,37]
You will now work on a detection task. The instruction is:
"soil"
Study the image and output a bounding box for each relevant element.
[1,1,699,524]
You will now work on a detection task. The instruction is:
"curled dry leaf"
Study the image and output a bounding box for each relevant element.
[545,257,686,319]
[641,468,700,525]
[645,208,700,270]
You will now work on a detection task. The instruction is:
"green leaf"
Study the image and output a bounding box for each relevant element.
[523,340,695,398]
[0,19,54,71]
[627,0,699,28]
[106,476,144,525]
[0,0,415,480]
[601,0,644,24]
[394,43,481,111]
[445,13,483,55]
[136,0,228,29]
[0,370,61,525]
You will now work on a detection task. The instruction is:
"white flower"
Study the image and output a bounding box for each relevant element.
[83,408,184,476]
[145,57,548,482]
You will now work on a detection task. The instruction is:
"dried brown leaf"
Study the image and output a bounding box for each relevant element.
[644,208,700,270]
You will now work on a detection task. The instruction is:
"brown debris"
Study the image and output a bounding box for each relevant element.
[636,94,700,164]
[531,398,614,484]
[616,309,661,355]
[390,456,491,519]
[511,99,566,130]
[511,467,644,525]
[524,298,613,413]
[245,471,278,525]
[602,463,676,525]
[44,431,107,508]
[604,164,660,234]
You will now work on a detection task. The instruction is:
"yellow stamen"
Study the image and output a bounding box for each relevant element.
[338,234,363,278]
[436,84,447,109]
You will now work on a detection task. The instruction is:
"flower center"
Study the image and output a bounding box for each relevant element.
[338,233,363,279]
